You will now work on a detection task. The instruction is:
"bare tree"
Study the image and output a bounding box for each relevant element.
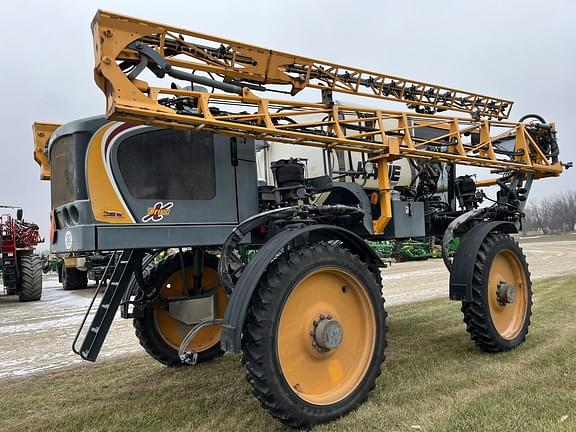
[527,197,553,234]
[523,190,576,234]
[555,191,576,232]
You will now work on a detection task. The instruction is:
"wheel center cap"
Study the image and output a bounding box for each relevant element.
[497,282,516,305]
[313,317,343,350]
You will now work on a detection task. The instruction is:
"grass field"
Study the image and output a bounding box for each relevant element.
[1,276,575,432]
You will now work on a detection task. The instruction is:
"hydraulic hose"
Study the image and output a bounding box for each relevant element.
[442,207,487,271]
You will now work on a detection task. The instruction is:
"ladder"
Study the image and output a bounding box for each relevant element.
[73,249,141,361]
[1,254,17,290]
[0,215,17,290]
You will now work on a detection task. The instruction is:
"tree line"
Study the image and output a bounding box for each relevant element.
[523,190,576,234]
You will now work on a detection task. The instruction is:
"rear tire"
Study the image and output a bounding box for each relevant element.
[17,252,42,302]
[242,244,387,428]
[134,252,227,367]
[62,267,88,290]
[461,232,532,352]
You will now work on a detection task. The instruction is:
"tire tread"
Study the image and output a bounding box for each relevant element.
[461,232,532,352]
[242,243,387,428]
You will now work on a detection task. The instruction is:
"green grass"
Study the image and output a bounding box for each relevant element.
[1,277,575,432]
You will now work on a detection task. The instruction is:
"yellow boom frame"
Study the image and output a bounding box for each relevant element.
[32,122,60,180]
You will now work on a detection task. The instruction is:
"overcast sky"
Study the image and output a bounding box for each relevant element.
[1,0,574,239]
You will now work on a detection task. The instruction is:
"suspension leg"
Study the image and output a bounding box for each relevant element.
[193,248,204,293]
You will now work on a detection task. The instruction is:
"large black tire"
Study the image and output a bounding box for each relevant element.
[17,252,42,302]
[133,253,226,367]
[242,244,387,428]
[461,232,532,352]
[62,266,88,290]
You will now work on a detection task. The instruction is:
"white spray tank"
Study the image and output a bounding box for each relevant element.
[256,142,415,190]
[255,104,416,190]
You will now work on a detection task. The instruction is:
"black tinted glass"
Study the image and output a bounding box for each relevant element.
[117,129,216,200]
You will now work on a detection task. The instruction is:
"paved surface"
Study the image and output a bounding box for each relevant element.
[1,240,575,379]
[383,239,576,305]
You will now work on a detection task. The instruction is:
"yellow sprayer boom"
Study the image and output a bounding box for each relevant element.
[91,10,561,176]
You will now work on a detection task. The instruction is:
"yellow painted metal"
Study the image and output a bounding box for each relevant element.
[475,178,501,188]
[92,10,512,119]
[373,159,392,234]
[32,122,60,180]
[487,249,528,340]
[277,267,376,405]
[88,10,564,234]
[98,90,563,175]
[63,256,77,268]
[154,264,227,352]
[85,123,134,224]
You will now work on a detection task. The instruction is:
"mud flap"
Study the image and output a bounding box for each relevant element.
[449,221,517,302]
[219,224,382,353]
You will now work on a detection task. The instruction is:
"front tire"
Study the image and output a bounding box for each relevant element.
[461,232,532,352]
[242,244,387,428]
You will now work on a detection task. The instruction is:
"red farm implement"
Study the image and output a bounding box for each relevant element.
[0,206,43,301]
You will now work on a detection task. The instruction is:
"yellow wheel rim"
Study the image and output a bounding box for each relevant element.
[277,267,376,405]
[488,249,528,340]
[153,265,227,352]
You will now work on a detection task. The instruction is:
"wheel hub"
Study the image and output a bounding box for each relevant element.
[496,281,516,306]
[312,314,343,351]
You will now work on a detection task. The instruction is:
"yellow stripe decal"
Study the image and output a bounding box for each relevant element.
[86,122,134,223]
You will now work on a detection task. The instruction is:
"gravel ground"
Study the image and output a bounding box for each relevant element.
[1,239,575,380]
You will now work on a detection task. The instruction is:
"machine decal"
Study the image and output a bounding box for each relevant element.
[102,123,148,220]
[142,201,174,222]
[64,230,72,250]
[86,122,147,224]
[389,165,402,182]
[86,122,134,224]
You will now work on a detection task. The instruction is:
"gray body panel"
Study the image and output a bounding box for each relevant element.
[96,224,238,250]
[48,116,108,154]
[51,223,241,253]
[49,116,258,253]
[383,201,426,238]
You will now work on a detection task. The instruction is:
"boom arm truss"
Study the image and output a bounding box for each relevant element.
[93,10,513,120]
[90,10,563,233]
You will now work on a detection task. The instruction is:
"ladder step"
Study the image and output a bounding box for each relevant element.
[78,250,140,362]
